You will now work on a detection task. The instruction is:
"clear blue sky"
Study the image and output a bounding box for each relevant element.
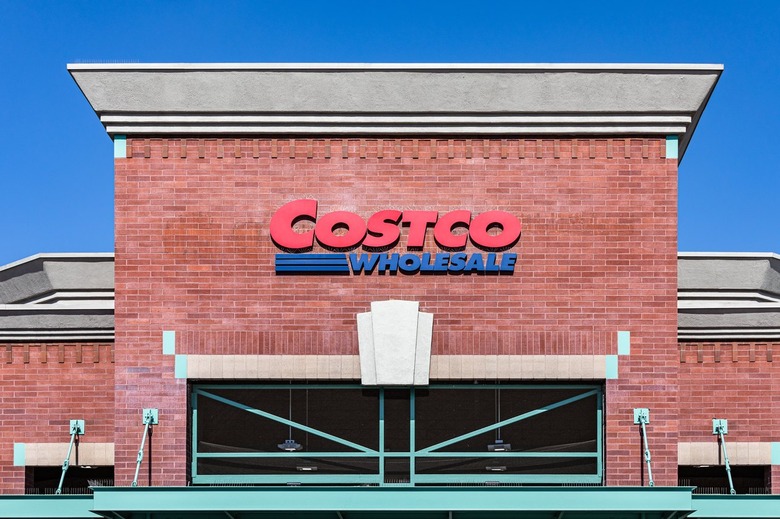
[1,1,778,266]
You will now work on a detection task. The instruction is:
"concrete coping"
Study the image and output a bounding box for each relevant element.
[68,62,722,161]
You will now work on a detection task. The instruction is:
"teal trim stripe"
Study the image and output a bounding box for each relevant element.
[196,383,597,390]
[691,494,780,518]
[162,330,176,355]
[595,390,603,478]
[193,474,382,485]
[379,388,385,483]
[409,388,416,485]
[174,355,188,379]
[0,495,99,518]
[197,451,385,459]
[666,135,679,160]
[198,451,596,459]
[113,135,127,158]
[191,393,198,480]
[617,331,630,355]
[412,474,601,484]
[772,442,780,465]
[606,355,619,379]
[13,443,25,466]
[88,486,696,514]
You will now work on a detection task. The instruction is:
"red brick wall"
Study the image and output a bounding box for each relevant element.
[114,137,678,485]
[679,342,780,493]
[0,343,114,494]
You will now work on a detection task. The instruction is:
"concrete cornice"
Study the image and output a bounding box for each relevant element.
[679,253,780,341]
[0,252,114,274]
[0,253,114,342]
[68,62,722,160]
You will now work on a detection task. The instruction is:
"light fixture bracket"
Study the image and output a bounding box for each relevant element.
[633,408,650,424]
[487,439,511,452]
[143,408,159,425]
[278,439,303,451]
[70,420,85,435]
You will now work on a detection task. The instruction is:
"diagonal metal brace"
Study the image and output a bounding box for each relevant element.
[633,409,653,487]
[195,389,377,454]
[55,420,85,495]
[713,419,736,494]
[420,390,599,454]
[131,409,158,487]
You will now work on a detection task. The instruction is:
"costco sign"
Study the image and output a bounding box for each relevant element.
[270,199,520,274]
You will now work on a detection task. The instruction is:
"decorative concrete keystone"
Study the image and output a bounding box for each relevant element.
[357,300,433,385]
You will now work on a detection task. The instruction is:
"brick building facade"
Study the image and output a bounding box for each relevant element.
[2,63,779,518]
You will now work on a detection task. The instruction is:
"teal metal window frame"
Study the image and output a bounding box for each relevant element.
[191,384,603,486]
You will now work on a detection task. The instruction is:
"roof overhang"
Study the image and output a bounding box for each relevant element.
[68,63,722,161]
[0,253,114,341]
[678,253,780,341]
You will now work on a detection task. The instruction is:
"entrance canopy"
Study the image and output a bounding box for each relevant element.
[4,486,780,519]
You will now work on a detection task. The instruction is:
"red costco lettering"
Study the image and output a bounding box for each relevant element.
[402,211,439,248]
[269,199,317,250]
[315,211,367,249]
[434,210,471,249]
[469,210,522,249]
[269,200,521,252]
[363,210,402,248]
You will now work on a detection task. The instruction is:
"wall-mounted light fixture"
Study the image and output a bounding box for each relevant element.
[278,388,303,452]
[487,387,512,452]
[278,439,302,451]
[487,439,511,452]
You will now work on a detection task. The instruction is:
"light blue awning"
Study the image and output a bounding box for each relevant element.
[3,486,779,519]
